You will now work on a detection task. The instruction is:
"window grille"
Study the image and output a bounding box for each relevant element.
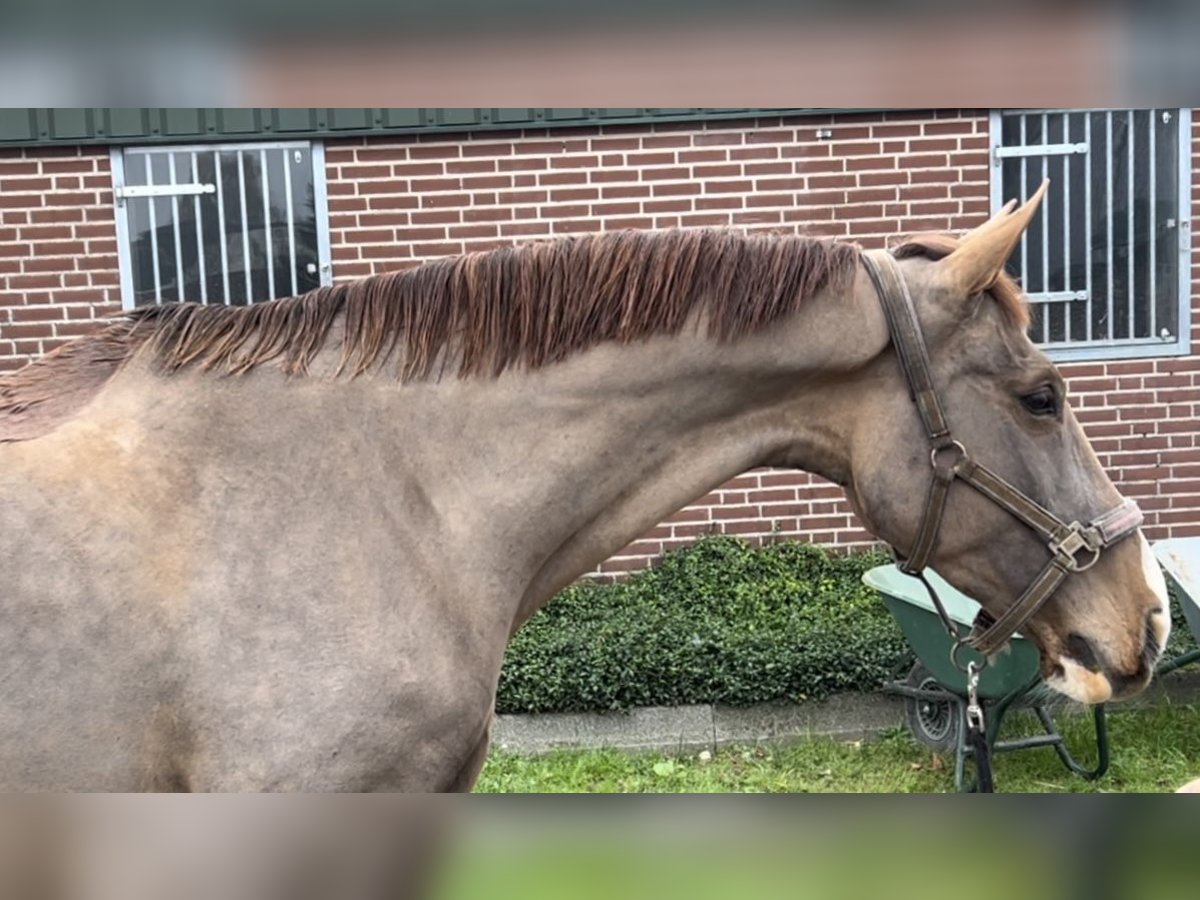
[989,109,1192,361]
[112,141,332,309]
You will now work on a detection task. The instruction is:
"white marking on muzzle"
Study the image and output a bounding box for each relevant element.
[1045,657,1113,705]
[1140,534,1171,653]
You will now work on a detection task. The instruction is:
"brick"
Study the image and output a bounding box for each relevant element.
[551,219,602,233]
[462,207,514,223]
[602,217,654,230]
[31,239,85,257]
[339,164,393,180]
[40,159,96,174]
[641,167,688,181]
[497,158,548,172]
[498,222,551,237]
[729,147,779,161]
[539,172,587,186]
[549,156,599,169]
[0,161,38,175]
[409,145,462,160]
[1,177,52,192]
[0,193,43,208]
[389,162,444,177]
[693,133,744,147]
[678,150,728,164]
[41,192,96,207]
[651,182,702,197]
[704,180,753,194]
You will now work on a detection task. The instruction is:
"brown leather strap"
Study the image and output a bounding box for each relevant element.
[901,465,953,574]
[861,253,951,444]
[956,458,1079,543]
[968,558,1070,656]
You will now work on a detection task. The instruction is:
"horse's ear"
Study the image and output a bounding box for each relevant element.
[934,178,1049,298]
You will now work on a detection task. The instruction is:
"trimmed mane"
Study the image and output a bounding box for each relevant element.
[1,227,1036,443]
[112,228,861,381]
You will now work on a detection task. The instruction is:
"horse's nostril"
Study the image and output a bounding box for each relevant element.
[1108,664,1150,698]
[1064,633,1103,673]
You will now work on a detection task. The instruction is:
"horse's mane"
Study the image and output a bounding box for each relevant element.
[0,227,1026,442]
[117,228,861,381]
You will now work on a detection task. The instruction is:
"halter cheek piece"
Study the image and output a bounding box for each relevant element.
[861,252,1143,663]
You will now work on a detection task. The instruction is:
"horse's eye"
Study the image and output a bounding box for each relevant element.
[1020,387,1059,418]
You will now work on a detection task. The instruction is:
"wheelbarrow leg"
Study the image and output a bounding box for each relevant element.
[985,672,1042,746]
[1156,647,1200,678]
[1032,703,1110,781]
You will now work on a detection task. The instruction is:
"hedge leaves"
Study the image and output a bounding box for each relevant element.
[497,536,910,714]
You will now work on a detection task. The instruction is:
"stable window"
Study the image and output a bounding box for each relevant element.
[989,109,1192,361]
[111,141,332,309]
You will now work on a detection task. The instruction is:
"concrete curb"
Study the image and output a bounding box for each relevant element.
[491,693,905,756]
[492,669,1200,756]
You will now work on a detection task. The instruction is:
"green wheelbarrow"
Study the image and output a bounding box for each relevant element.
[864,564,1110,792]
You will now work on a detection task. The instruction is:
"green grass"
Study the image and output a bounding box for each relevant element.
[476,697,1200,792]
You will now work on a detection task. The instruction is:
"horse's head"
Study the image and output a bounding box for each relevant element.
[846,182,1169,704]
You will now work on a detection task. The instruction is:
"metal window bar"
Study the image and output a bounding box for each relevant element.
[145,154,162,304]
[1084,112,1092,342]
[1020,115,1028,310]
[283,148,298,296]
[1127,109,1135,340]
[167,152,185,303]
[237,150,252,303]
[191,151,208,304]
[1041,111,1050,343]
[1106,111,1114,342]
[215,151,231,305]
[1063,112,1072,344]
[261,147,275,300]
[1149,111,1157,339]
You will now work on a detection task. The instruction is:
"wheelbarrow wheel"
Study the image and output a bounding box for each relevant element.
[903,662,961,755]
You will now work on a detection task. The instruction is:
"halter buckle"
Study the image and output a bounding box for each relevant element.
[1049,524,1103,572]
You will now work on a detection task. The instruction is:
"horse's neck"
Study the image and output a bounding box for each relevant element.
[445,271,892,618]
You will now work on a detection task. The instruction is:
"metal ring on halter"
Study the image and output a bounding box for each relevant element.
[1049,525,1104,572]
[1069,545,1103,572]
[950,638,985,674]
[929,440,967,474]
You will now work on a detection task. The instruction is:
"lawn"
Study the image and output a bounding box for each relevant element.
[475,697,1200,792]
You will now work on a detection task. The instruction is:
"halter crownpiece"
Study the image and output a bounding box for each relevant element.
[860,252,1144,662]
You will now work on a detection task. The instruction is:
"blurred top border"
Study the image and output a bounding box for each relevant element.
[0,109,894,149]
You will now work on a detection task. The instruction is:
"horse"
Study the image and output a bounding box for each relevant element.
[0,182,1169,791]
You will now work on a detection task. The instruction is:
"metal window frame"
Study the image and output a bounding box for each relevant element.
[988,109,1192,363]
[110,139,333,311]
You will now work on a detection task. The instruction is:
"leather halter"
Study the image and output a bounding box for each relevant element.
[861,251,1144,660]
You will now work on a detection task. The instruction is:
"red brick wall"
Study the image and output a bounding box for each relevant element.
[0,147,121,372]
[2,111,1199,580]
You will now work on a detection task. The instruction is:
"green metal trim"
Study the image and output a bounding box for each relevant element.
[0,108,891,148]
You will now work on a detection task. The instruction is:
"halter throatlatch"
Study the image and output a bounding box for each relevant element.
[861,252,1144,663]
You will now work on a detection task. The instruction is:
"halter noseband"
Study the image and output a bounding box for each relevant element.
[861,251,1143,661]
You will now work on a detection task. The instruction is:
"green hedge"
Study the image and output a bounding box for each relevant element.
[496,536,908,714]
